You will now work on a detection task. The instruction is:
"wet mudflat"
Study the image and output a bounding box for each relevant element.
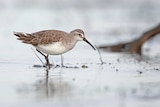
[0,0,160,106]
[1,52,160,107]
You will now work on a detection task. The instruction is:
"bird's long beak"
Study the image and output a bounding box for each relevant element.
[83,38,96,50]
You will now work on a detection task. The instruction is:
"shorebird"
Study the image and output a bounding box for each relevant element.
[14,29,95,69]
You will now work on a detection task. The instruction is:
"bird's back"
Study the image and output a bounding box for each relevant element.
[14,30,68,45]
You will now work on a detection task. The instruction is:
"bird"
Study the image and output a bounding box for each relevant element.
[14,29,96,69]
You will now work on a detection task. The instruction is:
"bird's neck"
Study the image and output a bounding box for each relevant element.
[64,36,78,50]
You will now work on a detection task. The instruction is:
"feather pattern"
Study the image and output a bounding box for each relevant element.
[14,30,68,45]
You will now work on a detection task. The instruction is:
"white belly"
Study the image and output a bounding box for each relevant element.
[35,42,69,55]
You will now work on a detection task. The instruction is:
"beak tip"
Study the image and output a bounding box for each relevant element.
[83,38,96,50]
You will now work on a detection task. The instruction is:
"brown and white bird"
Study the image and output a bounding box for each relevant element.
[14,29,95,69]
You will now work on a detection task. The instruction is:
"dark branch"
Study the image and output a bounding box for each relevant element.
[99,24,160,55]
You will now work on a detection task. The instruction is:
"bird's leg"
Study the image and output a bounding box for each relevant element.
[36,49,51,68]
[45,55,50,67]
[36,49,46,57]
[60,55,69,68]
[61,55,64,67]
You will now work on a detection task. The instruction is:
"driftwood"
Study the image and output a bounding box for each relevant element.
[99,24,160,55]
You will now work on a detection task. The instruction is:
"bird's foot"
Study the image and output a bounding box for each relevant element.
[44,63,54,69]
[55,64,68,68]
[33,63,54,69]
[55,64,79,68]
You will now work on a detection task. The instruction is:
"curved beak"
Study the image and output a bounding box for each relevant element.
[83,38,96,50]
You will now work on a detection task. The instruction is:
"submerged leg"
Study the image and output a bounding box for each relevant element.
[36,49,52,69]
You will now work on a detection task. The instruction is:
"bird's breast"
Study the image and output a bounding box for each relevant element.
[35,42,70,55]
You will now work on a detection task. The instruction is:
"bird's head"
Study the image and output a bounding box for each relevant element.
[70,29,96,50]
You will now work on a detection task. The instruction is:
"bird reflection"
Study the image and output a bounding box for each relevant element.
[17,69,72,100]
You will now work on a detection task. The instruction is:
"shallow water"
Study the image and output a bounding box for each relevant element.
[0,52,160,107]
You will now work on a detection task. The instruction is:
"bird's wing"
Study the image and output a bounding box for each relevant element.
[31,30,68,45]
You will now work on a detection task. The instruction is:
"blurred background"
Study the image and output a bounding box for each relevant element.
[0,1,160,107]
[0,0,160,58]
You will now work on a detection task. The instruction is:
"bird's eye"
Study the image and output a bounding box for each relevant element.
[78,34,81,36]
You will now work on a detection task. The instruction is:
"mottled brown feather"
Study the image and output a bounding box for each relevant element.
[14,30,68,45]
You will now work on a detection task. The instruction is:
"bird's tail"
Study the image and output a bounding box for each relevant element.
[14,32,36,45]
